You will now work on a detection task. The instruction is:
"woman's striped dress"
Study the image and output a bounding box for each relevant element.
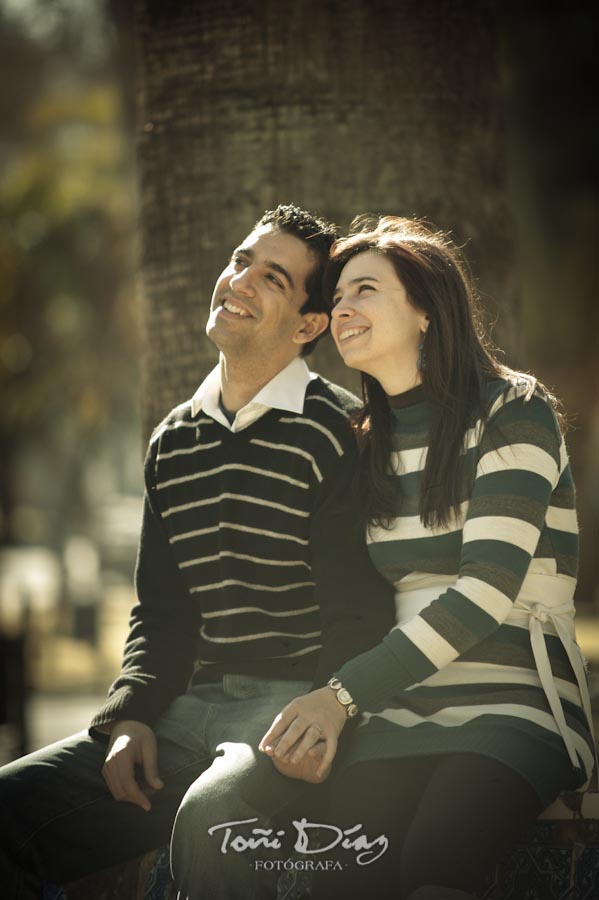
[335,378,596,806]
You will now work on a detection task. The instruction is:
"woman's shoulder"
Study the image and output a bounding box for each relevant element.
[485,373,556,418]
[482,374,563,452]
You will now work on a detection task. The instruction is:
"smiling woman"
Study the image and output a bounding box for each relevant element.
[260,216,597,900]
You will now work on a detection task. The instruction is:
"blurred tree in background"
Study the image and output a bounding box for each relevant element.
[134,0,597,610]
[0,0,138,551]
[0,0,595,761]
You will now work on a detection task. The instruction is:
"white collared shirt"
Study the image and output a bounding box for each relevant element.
[190,356,317,432]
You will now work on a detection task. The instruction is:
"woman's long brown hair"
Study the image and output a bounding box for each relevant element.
[323,217,561,530]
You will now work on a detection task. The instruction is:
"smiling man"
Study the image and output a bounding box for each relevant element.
[0,205,394,900]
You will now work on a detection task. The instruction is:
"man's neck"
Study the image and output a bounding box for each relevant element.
[218,352,295,413]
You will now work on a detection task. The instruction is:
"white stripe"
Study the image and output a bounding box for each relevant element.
[416,661,585,707]
[389,446,427,476]
[250,439,323,482]
[477,443,558,486]
[558,438,569,476]
[179,551,309,569]
[157,441,221,460]
[197,642,322,664]
[190,579,315,594]
[545,505,578,534]
[398,617,457,668]
[462,515,541,556]
[366,502,467,543]
[150,413,211,444]
[199,626,321,643]
[279,417,344,456]
[202,604,319,619]
[163,493,310,519]
[363,701,586,747]
[308,394,350,418]
[487,381,535,418]
[362,702,596,774]
[170,522,309,546]
[451,576,512,624]
[170,526,219,543]
[157,463,309,491]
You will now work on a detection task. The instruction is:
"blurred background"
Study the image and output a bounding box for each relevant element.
[0,0,596,762]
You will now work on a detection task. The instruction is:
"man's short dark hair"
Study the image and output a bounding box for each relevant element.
[254,204,338,356]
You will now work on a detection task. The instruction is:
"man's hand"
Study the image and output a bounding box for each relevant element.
[259,687,347,779]
[269,737,332,784]
[102,720,164,811]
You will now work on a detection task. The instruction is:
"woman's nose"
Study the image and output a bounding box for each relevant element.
[331,297,353,318]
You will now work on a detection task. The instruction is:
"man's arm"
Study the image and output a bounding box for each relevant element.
[309,438,395,691]
[90,440,197,734]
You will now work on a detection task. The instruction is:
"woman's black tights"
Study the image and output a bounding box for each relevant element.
[307,753,543,900]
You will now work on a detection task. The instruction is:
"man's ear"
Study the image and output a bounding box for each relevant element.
[292,312,329,347]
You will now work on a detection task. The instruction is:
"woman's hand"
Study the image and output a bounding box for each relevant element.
[259,687,347,779]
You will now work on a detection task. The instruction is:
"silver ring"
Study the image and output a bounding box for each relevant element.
[309,722,323,736]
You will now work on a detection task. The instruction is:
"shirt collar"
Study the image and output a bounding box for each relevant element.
[190,356,315,431]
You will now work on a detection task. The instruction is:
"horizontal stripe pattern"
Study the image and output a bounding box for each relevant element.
[338,379,594,797]
[151,377,358,669]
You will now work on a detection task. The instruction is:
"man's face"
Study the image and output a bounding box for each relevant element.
[206,225,319,362]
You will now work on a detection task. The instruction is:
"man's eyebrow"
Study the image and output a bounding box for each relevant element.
[333,276,380,294]
[232,245,295,290]
[265,260,294,290]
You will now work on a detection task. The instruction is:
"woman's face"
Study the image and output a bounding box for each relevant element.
[330,250,429,393]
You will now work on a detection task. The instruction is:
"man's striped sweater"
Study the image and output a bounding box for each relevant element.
[91,376,394,731]
[335,379,595,805]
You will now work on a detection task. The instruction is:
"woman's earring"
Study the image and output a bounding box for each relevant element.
[417,335,427,371]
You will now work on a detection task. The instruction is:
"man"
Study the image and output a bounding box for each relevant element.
[0,205,394,899]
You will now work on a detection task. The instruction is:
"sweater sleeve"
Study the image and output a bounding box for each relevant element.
[308,430,396,690]
[336,391,564,711]
[89,440,197,734]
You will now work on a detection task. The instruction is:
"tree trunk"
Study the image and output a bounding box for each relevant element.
[135,0,517,439]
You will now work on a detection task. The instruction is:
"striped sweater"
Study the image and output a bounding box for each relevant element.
[91,376,394,730]
[336,379,595,805]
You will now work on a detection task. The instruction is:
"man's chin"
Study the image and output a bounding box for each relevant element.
[206,319,246,352]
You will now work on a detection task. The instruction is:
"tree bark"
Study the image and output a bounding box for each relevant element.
[135,0,517,439]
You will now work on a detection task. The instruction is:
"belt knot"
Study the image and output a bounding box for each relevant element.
[530,603,549,624]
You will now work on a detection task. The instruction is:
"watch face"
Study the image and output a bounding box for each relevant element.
[338,689,352,705]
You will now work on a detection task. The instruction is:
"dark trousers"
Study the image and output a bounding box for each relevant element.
[0,730,208,900]
[0,675,314,900]
[308,754,546,900]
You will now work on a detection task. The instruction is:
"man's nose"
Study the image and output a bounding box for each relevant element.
[229,266,255,295]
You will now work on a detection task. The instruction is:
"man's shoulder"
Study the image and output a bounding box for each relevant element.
[303,376,361,422]
[148,398,197,446]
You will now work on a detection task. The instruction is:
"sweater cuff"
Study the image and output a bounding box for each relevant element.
[89,686,156,733]
[335,639,415,711]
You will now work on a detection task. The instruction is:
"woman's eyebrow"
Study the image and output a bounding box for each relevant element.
[333,276,380,295]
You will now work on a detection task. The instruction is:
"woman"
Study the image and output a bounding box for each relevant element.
[259,216,596,900]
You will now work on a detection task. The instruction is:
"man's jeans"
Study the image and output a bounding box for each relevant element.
[0,675,312,900]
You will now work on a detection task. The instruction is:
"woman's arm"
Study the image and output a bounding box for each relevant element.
[260,388,565,771]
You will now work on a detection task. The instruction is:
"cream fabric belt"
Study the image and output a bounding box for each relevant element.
[394,581,597,773]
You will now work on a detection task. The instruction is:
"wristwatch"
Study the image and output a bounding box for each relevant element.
[327,677,359,717]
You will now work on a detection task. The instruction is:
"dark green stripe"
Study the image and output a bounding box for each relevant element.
[461,539,532,580]
[384,628,437,683]
[441,588,500,636]
[472,469,552,504]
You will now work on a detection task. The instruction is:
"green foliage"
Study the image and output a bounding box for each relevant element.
[0,4,138,542]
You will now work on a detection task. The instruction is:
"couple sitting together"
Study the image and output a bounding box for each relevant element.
[1,204,595,900]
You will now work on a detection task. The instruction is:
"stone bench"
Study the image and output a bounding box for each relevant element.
[58,791,599,900]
